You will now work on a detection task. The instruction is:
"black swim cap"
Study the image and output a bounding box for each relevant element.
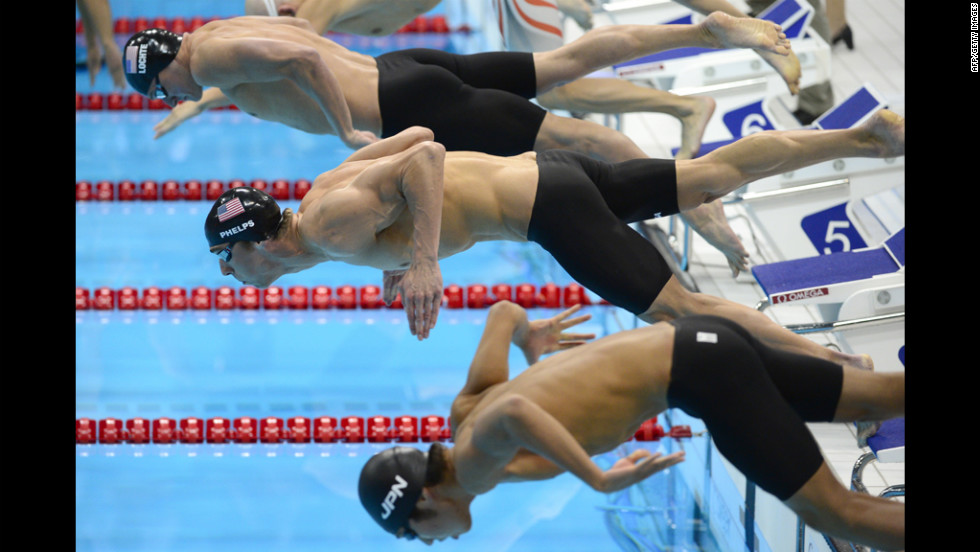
[204,187,284,247]
[124,28,182,96]
[358,447,427,536]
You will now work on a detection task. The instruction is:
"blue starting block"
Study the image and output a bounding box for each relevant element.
[851,418,905,497]
[752,228,904,308]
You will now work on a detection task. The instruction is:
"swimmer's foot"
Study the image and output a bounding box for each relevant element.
[681,200,749,277]
[674,95,716,161]
[856,421,882,448]
[862,109,905,158]
[842,352,875,372]
[700,11,792,56]
[754,48,801,95]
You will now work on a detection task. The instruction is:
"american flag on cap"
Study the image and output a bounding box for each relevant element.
[125,45,139,73]
[217,198,246,222]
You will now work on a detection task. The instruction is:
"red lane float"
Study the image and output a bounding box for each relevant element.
[77,15,459,36]
[76,178,312,201]
[76,415,692,445]
[75,283,608,311]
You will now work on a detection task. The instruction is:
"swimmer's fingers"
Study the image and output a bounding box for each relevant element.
[598,450,686,493]
[560,313,592,330]
[103,43,127,90]
[407,293,439,341]
[382,270,405,305]
[422,293,441,340]
[633,450,686,480]
[153,102,200,139]
[554,304,592,330]
[86,48,103,87]
[153,111,183,139]
[558,332,596,347]
[400,266,443,341]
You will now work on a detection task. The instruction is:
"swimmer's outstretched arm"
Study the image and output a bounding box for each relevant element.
[457,302,594,398]
[153,88,233,139]
[77,0,126,89]
[190,36,378,148]
[457,302,528,398]
[306,141,446,339]
[461,393,684,493]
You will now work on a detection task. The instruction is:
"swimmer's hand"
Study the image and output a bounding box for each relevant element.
[342,129,382,150]
[87,41,126,89]
[103,41,127,90]
[595,449,686,493]
[389,262,443,341]
[382,269,405,306]
[513,304,595,365]
[86,45,104,88]
[154,100,203,139]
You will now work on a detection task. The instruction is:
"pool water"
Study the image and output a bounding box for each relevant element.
[76,11,760,551]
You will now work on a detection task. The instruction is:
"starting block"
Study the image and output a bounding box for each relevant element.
[751,227,904,309]
[752,228,905,373]
[720,83,903,261]
[851,418,905,497]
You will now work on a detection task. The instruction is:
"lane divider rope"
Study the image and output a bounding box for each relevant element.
[75,14,461,37]
[75,415,694,445]
[76,178,314,202]
[75,283,610,311]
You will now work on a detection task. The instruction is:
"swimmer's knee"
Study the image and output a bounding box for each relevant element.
[535,88,568,111]
[638,300,678,324]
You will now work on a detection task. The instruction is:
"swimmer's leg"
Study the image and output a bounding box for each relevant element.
[673,109,905,210]
[532,12,790,92]
[669,109,905,274]
[833,365,905,446]
[536,79,716,160]
[642,276,875,372]
[532,112,649,162]
[784,463,905,551]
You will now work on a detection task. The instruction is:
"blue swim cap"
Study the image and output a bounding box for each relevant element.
[204,187,284,247]
[123,29,182,96]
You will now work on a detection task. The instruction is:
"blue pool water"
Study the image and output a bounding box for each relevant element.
[76,10,761,551]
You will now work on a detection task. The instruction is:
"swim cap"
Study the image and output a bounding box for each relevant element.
[123,29,182,96]
[358,447,427,536]
[204,187,284,247]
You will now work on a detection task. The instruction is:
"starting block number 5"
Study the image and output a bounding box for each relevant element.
[822,220,853,254]
[800,203,868,255]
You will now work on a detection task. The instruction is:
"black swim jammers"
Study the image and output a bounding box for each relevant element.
[667,315,844,500]
[375,49,548,156]
[527,150,679,314]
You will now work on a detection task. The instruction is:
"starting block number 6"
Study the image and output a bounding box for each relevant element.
[801,203,868,255]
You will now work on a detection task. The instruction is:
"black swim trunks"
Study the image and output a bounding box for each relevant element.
[667,315,844,500]
[375,49,548,155]
[527,150,679,314]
